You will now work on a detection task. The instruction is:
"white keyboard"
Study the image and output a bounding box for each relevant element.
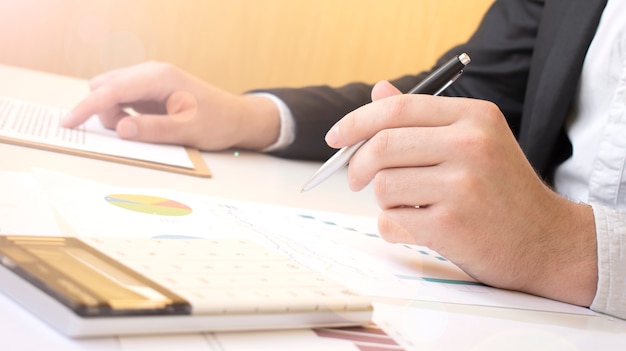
[80,237,372,314]
[0,235,373,337]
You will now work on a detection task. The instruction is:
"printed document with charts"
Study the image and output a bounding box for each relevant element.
[0,169,594,338]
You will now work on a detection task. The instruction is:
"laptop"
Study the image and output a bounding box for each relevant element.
[0,235,372,338]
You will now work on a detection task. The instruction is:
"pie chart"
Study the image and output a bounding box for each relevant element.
[105,194,192,216]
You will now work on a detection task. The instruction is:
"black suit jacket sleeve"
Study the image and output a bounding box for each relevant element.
[260,0,544,161]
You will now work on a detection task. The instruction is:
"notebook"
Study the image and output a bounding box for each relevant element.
[0,235,372,338]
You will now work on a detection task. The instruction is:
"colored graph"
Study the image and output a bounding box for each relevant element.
[105,194,192,216]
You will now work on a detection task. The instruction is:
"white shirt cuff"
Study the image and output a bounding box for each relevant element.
[249,93,296,152]
[590,204,626,319]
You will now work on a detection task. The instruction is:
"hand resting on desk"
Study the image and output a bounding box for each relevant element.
[62,61,281,151]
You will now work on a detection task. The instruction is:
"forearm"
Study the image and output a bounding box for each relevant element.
[519,198,598,307]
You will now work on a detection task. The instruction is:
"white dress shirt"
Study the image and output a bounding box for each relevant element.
[553,0,626,319]
[554,0,626,209]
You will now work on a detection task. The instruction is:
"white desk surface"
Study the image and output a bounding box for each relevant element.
[1,63,625,350]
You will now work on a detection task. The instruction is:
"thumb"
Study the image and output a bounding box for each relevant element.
[116,91,199,143]
[115,114,180,143]
[371,80,402,102]
[166,90,198,122]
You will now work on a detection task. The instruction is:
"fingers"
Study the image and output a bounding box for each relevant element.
[331,89,506,191]
[96,104,129,130]
[370,166,449,209]
[346,126,452,190]
[376,206,449,252]
[62,60,201,145]
[62,86,120,128]
[62,62,178,128]
[326,94,473,149]
[376,209,416,244]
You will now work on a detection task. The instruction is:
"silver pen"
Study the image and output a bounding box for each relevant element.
[301,53,471,192]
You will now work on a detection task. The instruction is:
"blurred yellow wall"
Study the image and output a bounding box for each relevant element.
[0,0,493,93]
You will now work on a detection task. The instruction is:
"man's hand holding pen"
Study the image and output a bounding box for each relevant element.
[325,79,597,308]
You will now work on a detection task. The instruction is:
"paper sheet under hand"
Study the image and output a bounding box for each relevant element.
[0,96,194,169]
